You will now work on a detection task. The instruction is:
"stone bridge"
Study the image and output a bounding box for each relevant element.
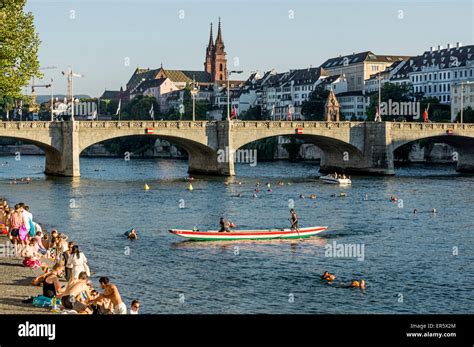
[0,120,473,176]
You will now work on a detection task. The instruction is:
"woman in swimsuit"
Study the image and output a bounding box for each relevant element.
[42,264,64,298]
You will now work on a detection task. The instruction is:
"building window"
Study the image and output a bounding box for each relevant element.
[454,71,457,78]
[220,74,223,80]
[219,63,223,72]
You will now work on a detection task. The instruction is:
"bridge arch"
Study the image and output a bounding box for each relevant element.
[0,121,65,176]
[79,133,220,176]
[231,121,366,174]
[392,134,474,172]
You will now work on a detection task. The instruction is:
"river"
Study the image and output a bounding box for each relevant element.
[0,156,473,314]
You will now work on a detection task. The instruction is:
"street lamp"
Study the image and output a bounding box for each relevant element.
[190,78,199,121]
[227,70,243,121]
[459,81,473,124]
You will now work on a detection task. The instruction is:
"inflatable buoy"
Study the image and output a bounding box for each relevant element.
[188,184,193,191]
[339,192,346,197]
[144,184,150,191]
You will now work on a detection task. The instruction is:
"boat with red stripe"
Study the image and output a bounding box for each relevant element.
[169,226,328,241]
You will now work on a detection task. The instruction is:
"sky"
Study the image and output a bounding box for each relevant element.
[25,0,474,97]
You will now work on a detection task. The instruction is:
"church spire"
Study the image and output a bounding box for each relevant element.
[207,22,214,49]
[215,17,224,48]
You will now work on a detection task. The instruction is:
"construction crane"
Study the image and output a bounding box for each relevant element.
[61,67,84,121]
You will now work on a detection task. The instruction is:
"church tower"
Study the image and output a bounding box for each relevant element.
[211,18,227,82]
[204,23,214,74]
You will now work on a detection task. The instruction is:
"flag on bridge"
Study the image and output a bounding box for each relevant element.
[374,106,381,122]
[115,99,121,116]
[423,104,429,123]
[18,100,23,116]
[287,105,293,121]
[230,105,237,120]
[149,104,155,120]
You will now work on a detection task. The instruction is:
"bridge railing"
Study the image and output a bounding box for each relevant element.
[390,122,474,130]
[231,121,366,129]
[0,121,59,129]
[77,121,212,129]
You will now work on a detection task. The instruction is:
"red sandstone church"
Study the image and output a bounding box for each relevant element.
[120,19,240,105]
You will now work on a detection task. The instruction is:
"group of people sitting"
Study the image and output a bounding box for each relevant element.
[329,172,350,180]
[0,199,140,314]
[321,271,366,289]
[31,270,139,315]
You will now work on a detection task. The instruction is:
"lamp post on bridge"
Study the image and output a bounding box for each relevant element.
[226,70,243,121]
[191,78,199,122]
[459,81,473,124]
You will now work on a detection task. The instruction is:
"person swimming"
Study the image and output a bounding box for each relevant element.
[321,271,336,281]
[390,196,398,202]
[125,228,138,240]
[348,280,366,289]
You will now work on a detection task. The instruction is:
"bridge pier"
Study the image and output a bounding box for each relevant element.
[456,150,474,173]
[44,121,80,177]
[320,122,395,175]
[188,121,234,176]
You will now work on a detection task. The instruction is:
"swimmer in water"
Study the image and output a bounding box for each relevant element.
[390,196,398,202]
[350,280,360,288]
[321,271,336,281]
[309,194,316,199]
[413,209,418,214]
[126,229,138,240]
[299,194,305,199]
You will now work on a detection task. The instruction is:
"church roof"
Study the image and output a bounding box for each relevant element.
[100,90,121,100]
[159,69,213,84]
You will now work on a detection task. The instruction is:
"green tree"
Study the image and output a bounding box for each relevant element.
[241,105,262,120]
[301,86,329,120]
[121,95,159,120]
[0,0,42,102]
[431,109,451,122]
[455,106,474,123]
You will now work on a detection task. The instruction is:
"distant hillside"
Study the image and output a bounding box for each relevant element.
[35,95,91,103]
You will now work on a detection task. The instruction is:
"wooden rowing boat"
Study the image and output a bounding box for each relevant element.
[169,226,328,241]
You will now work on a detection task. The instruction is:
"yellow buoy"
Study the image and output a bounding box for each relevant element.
[144,184,150,191]
[188,183,193,191]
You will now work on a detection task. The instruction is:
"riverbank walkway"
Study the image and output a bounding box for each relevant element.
[0,235,51,314]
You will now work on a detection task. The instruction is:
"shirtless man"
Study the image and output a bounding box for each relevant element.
[97,277,127,314]
[58,271,91,312]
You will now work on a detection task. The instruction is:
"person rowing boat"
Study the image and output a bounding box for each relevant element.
[289,209,299,230]
[218,217,235,233]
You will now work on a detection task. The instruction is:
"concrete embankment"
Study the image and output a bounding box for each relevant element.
[0,235,50,314]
